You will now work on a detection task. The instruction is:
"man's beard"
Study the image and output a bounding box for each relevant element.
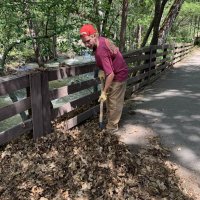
[93,44,97,51]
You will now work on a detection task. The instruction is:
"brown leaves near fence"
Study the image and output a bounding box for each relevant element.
[0,118,194,200]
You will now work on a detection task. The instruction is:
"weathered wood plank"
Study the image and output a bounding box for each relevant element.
[0,119,32,145]
[147,46,154,81]
[150,44,170,50]
[61,105,99,130]
[30,73,44,140]
[174,48,186,54]
[52,92,99,119]
[0,75,29,96]
[173,53,185,59]
[131,79,149,92]
[0,97,31,122]
[123,47,150,58]
[155,57,170,65]
[47,63,96,81]
[26,87,32,118]
[148,62,169,78]
[174,43,184,48]
[125,54,150,63]
[49,79,99,101]
[156,51,169,57]
[41,71,52,135]
[128,63,150,74]
[127,72,149,85]
[149,67,167,82]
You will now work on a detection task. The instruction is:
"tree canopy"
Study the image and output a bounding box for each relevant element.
[0,0,199,71]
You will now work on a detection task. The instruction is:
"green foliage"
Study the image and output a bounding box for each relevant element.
[168,0,200,43]
[181,1,200,16]
[0,0,199,69]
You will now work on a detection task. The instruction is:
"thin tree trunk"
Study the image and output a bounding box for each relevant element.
[197,16,200,37]
[23,0,44,67]
[107,13,120,34]
[102,0,113,35]
[128,25,132,50]
[52,10,57,60]
[190,15,194,36]
[193,15,198,37]
[119,0,129,52]
[141,18,155,47]
[135,24,142,48]
[93,0,101,33]
[158,0,184,45]
[52,35,57,60]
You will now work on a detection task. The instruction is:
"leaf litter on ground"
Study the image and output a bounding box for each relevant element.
[0,117,195,200]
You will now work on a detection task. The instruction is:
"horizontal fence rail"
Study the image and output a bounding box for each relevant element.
[0,43,193,145]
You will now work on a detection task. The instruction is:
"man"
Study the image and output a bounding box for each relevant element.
[80,24,128,132]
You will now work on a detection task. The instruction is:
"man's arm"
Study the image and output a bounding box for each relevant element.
[104,72,114,93]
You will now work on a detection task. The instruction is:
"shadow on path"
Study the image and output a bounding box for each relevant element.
[119,48,200,197]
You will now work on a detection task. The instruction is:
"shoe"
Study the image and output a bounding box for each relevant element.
[106,127,119,133]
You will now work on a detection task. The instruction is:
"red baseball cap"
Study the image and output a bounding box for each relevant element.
[80,24,97,37]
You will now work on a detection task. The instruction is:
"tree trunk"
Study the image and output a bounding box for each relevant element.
[102,0,113,35]
[52,10,57,60]
[193,15,198,37]
[150,0,168,45]
[52,35,57,60]
[93,0,101,33]
[190,15,194,37]
[158,0,184,45]
[135,24,142,48]
[197,16,200,37]
[141,0,168,47]
[141,18,155,47]
[119,0,129,52]
[28,21,43,66]
[107,13,120,35]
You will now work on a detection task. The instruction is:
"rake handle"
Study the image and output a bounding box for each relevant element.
[99,78,104,129]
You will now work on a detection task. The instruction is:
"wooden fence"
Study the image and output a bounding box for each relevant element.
[0,43,193,145]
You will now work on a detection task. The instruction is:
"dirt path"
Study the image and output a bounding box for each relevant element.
[117,48,200,199]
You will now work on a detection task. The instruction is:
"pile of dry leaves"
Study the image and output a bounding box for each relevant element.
[0,118,194,200]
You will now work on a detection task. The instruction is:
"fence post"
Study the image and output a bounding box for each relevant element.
[162,45,168,71]
[171,44,175,65]
[148,46,153,82]
[29,72,44,140]
[26,87,32,119]
[93,68,99,93]
[41,70,52,135]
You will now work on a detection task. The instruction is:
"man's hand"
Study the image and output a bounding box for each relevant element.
[98,91,107,102]
[98,70,105,80]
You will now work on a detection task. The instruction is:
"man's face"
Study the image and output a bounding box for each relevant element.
[81,35,97,49]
